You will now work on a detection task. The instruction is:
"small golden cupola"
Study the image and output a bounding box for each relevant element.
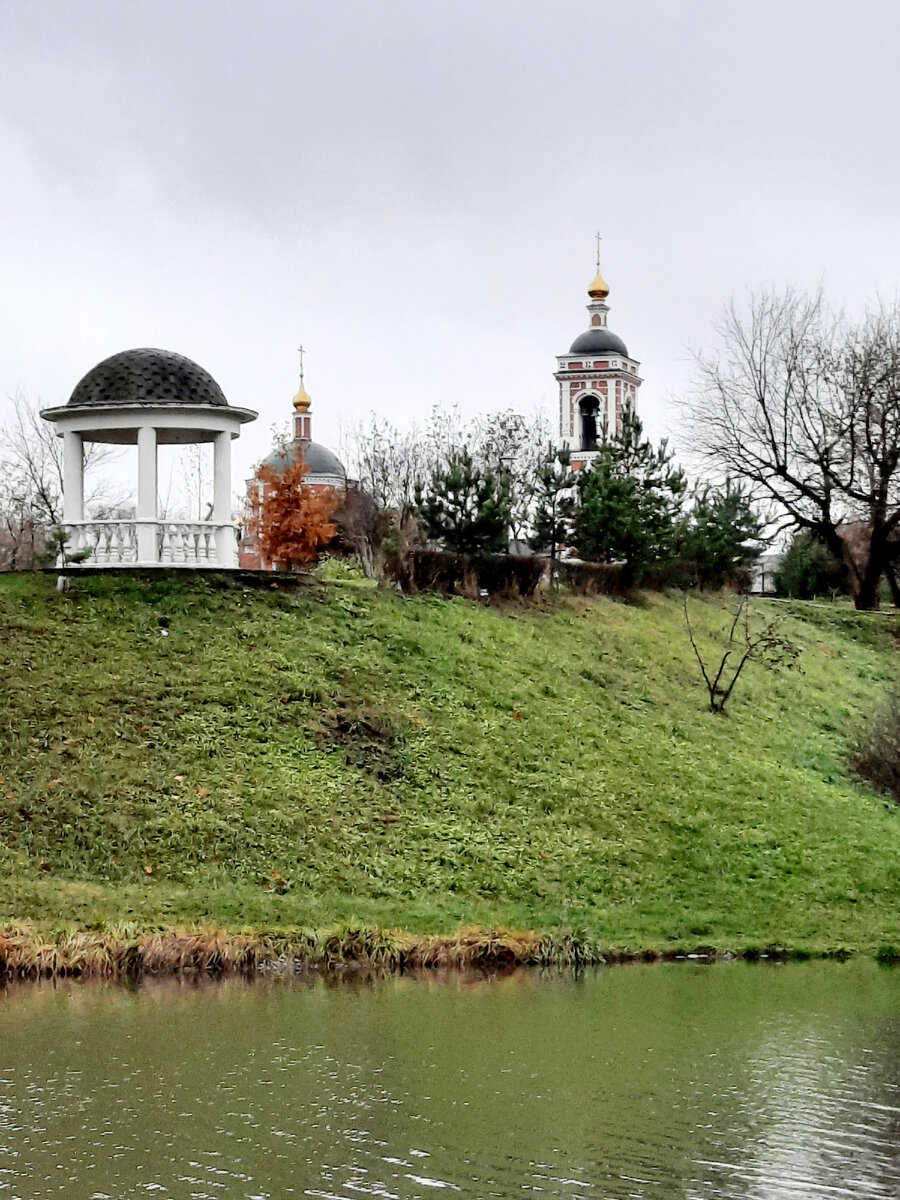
[292,382,311,413]
[293,343,311,413]
[588,265,609,300]
[587,268,609,301]
[587,231,610,300]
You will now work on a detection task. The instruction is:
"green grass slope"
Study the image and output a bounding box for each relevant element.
[0,570,897,954]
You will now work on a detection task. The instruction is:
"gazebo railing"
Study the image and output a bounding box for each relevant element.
[65,520,138,565]
[157,522,217,565]
[62,520,234,567]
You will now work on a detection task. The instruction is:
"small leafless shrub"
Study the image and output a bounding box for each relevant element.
[330,486,395,578]
[853,696,900,804]
[683,594,802,713]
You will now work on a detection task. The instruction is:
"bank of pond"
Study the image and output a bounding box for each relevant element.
[1,924,898,982]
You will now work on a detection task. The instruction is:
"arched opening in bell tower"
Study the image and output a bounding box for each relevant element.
[579,395,600,451]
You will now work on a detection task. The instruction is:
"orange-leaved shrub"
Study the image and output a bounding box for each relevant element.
[247,448,337,570]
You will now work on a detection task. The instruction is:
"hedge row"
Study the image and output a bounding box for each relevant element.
[385,551,752,599]
[385,550,545,598]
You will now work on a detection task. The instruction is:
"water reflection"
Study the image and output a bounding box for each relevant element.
[0,963,897,1198]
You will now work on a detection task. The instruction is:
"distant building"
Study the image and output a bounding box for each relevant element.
[555,255,642,471]
[750,552,783,595]
[239,360,347,570]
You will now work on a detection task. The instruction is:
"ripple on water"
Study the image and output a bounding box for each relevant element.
[0,964,897,1198]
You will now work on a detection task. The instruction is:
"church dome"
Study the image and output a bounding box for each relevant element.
[569,328,629,356]
[587,268,610,300]
[264,440,346,480]
[68,348,228,409]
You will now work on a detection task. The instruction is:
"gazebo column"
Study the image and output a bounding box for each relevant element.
[136,426,159,564]
[61,431,84,523]
[213,430,236,566]
[61,430,85,561]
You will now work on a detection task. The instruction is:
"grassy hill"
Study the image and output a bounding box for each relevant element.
[0,568,898,959]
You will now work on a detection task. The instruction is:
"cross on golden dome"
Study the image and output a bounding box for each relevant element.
[588,232,610,300]
[293,343,311,412]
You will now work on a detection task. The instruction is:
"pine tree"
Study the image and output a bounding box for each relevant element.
[679,480,762,589]
[529,444,576,567]
[417,448,511,555]
[774,532,845,599]
[572,409,686,581]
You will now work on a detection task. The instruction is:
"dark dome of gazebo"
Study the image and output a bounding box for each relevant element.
[68,348,228,409]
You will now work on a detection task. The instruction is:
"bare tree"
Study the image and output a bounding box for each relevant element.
[330,485,394,578]
[685,289,900,609]
[177,442,213,520]
[0,393,123,568]
[0,489,44,570]
[470,407,551,544]
[343,413,427,521]
[343,404,551,548]
[1,393,69,525]
[683,594,801,713]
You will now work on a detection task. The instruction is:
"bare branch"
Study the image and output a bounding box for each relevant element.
[681,288,900,609]
[0,393,127,567]
[683,593,801,713]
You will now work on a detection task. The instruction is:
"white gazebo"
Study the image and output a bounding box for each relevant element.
[41,348,257,568]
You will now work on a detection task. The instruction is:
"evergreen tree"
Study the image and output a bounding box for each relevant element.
[679,480,762,589]
[774,532,845,599]
[572,410,686,580]
[417,448,511,555]
[529,444,576,566]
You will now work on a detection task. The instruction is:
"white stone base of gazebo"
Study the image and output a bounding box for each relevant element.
[62,518,238,568]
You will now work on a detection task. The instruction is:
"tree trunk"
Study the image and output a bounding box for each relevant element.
[852,549,884,610]
[886,563,900,609]
[357,538,376,579]
[852,572,881,610]
[836,524,884,611]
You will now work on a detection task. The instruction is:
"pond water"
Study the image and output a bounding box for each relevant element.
[0,961,897,1199]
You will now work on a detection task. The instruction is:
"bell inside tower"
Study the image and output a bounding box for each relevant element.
[579,396,600,452]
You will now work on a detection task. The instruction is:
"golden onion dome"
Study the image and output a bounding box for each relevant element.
[588,268,610,300]
[292,384,311,412]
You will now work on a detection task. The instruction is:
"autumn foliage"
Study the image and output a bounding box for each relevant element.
[248,448,337,569]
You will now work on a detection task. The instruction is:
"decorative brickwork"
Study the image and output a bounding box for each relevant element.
[553,259,642,471]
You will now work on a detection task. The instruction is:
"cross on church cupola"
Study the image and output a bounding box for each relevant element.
[554,244,642,471]
[292,344,312,441]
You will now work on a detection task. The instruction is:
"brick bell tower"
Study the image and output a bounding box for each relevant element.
[555,243,642,471]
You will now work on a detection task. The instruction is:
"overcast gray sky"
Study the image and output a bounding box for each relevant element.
[3,1,900,485]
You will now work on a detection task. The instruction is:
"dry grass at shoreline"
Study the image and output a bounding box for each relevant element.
[2,925,891,982]
[0,925,596,980]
